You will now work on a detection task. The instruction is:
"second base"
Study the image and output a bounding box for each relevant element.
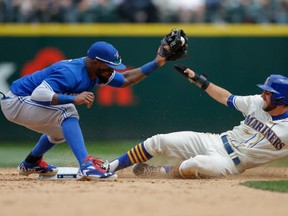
[38,167,79,180]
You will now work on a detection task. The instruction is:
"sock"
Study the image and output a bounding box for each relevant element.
[163,166,174,174]
[110,142,153,172]
[25,134,56,164]
[25,152,42,164]
[61,117,88,166]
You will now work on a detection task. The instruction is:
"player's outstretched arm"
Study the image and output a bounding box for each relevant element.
[184,68,231,106]
[120,53,166,88]
[120,28,188,88]
[205,83,232,106]
[185,68,232,106]
[174,65,232,106]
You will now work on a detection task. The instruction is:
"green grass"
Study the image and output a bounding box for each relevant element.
[267,157,288,167]
[1,141,288,168]
[0,140,138,167]
[241,180,288,193]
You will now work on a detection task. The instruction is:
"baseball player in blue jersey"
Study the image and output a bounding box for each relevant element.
[0,30,188,180]
[106,66,288,178]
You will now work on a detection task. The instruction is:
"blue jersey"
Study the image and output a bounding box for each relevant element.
[10,57,125,96]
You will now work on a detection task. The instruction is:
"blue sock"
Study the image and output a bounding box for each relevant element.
[31,134,56,157]
[61,117,88,165]
[110,142,153,172]
[163,166,174,174]
[24,134,56,163]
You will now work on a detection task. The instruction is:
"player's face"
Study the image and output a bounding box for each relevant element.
[95,62,114,81]
[261,90,277,112]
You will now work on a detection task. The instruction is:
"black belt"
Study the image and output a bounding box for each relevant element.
[221,135,240,165]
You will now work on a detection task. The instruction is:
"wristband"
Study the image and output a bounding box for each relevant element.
[57,94,75,104]
[140,60,159,76]
[193,73,210,90]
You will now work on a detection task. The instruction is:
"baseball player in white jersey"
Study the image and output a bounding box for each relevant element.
[106,66,288,178]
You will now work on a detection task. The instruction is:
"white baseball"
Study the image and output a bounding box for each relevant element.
[180,37,185,46]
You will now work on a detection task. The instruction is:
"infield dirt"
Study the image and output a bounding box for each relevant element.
[0,166,287,216]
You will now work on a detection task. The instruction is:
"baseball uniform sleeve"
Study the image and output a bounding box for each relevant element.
[108,72,125,87]
[97,71,125,87]
[228,94,263,116]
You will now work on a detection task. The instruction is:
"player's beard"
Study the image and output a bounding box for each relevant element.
[262,101,277,112]
[95,69,113,83]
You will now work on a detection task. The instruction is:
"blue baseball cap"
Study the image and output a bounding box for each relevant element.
[87,41,126,70]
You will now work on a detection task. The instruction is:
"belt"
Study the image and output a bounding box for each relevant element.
[221,135,240,165]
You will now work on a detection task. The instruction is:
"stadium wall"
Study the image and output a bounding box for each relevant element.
[0,24,288,141]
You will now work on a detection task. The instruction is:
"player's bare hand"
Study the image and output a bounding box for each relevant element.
[74,91,95,108]
[184,68,196,79]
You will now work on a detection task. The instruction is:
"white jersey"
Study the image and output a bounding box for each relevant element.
[225,94,288,169]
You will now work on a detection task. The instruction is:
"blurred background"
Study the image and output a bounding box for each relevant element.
[0,0,288,24]
[0,0,288,166]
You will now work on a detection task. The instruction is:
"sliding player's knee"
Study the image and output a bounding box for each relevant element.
[143,134,169,156]
[178,159,200,178]
[180,156,225,178]
[178,155,212,178]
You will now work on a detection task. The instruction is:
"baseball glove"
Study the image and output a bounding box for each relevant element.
[158,29,188,61]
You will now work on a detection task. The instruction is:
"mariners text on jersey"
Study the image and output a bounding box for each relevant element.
[244,115,285,150]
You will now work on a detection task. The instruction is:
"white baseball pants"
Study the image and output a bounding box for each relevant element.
[143,131,242,177]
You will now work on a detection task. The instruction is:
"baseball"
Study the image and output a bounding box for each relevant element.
[180,36,185,46]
